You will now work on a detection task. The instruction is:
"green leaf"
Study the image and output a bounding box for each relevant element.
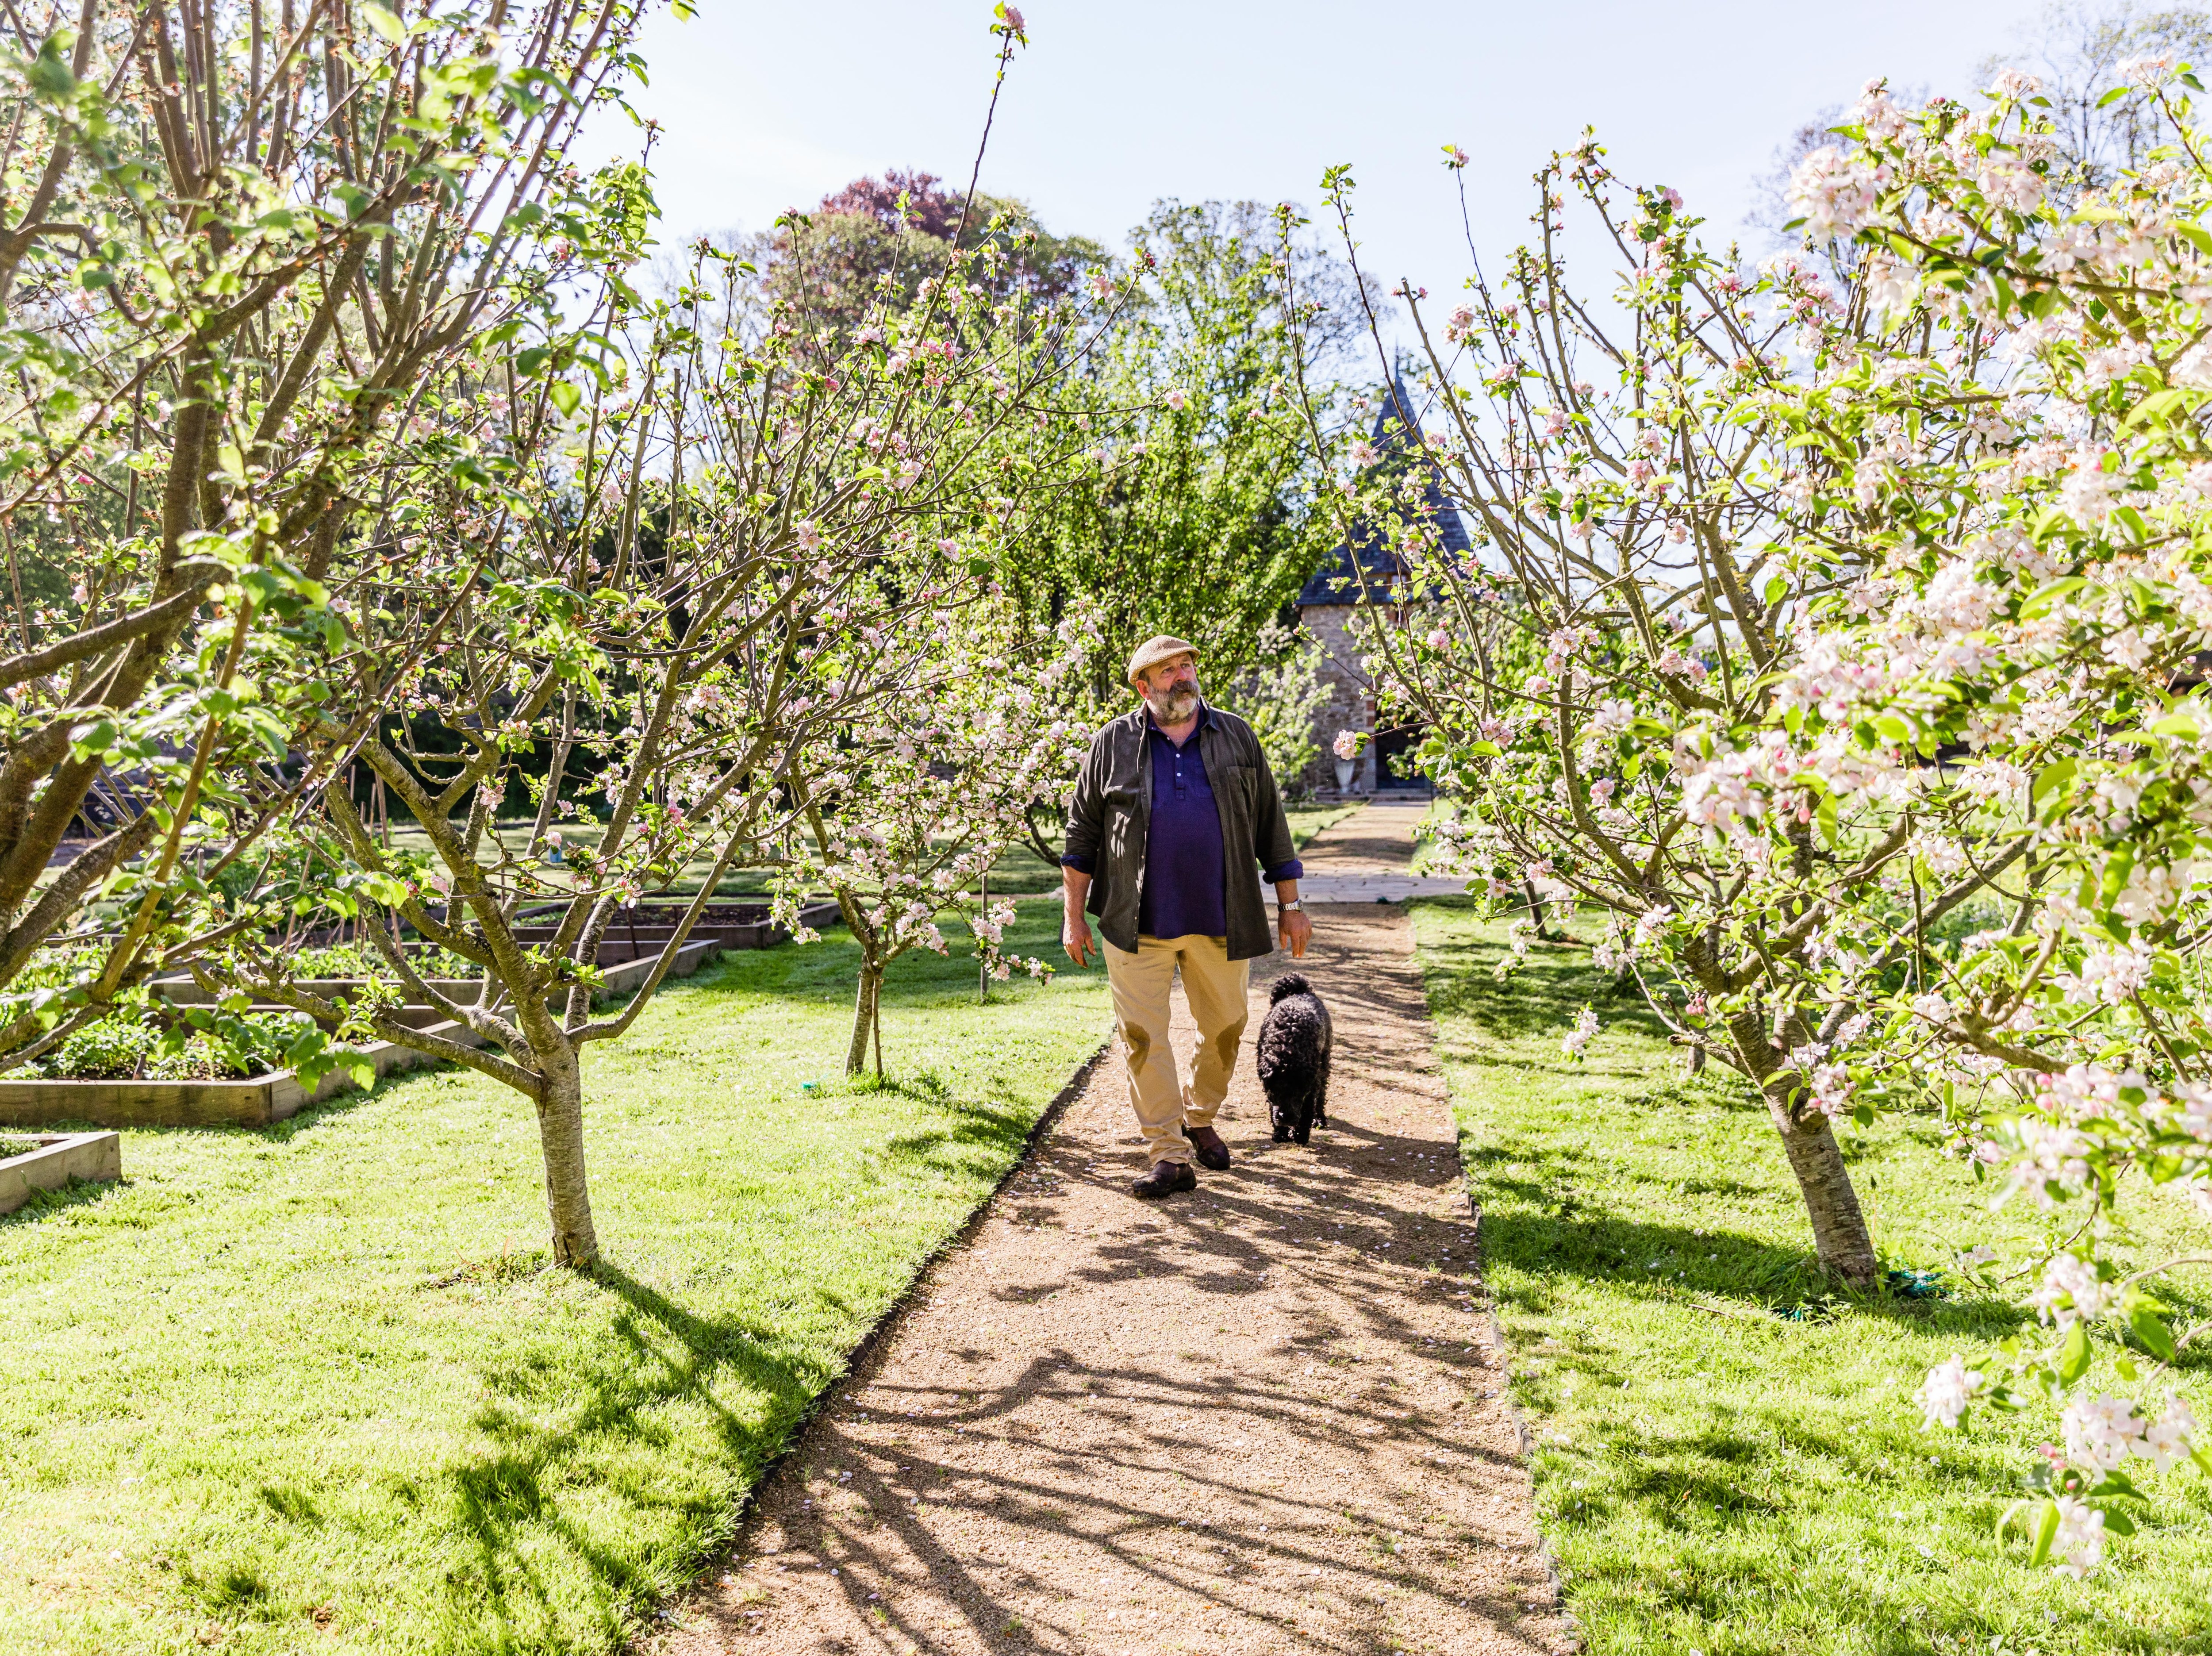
[361,3,406,45]
[2032,757,2077,812]
[2057,1322,2092,1384]
[2125,386,2192,426]
[2129,1303,2178,1363]
[69,718,117,757]
[357,872,411,907]
[2027,1498,2061,1567]
[547,381,581,417]
[2018,574,2087,619]
[2087,1468,2143,1501]
[27,34,77,100]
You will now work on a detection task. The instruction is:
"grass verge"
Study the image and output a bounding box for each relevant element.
[1409,897,2212,1655]
[0,907,1108,1655]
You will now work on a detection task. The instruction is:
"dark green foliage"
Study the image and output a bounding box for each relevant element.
[1005,201,1354,695]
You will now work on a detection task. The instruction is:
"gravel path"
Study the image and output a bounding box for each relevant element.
[653,803,1567,1656]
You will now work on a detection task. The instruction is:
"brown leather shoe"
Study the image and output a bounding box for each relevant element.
[1187,1125,1232,1171]
[1132,1160,1196,1199]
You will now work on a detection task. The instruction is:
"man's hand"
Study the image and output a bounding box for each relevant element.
[1063,907,1095,967]
[1061,865,1095,966]
[1280,907,1313,959]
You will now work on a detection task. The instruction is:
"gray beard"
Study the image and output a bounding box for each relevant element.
[1144,683,1201,724]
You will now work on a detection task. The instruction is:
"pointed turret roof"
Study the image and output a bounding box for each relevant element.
[1296,376,1471,607]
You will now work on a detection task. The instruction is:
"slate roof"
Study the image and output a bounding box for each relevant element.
[1296,377,1473,607]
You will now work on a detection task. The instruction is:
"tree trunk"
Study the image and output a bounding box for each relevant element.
[535,1043,599,1268]
[1522,880,1557,941]
[1764,1096,1878,1285]
[847,965,881,1076]
[1725,1008,1877,1286]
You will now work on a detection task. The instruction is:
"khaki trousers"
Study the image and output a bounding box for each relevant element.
[1102,933,1251,1167]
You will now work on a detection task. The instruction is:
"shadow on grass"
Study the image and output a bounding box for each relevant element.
[1417,917,1671,1045]
[354,1261,837,1640]
[1480,1189,2030,1337]
[1414,899,2212,1654]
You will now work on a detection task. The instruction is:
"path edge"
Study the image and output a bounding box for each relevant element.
[1403,889,1587,1656]
[636,1030,1115,1648]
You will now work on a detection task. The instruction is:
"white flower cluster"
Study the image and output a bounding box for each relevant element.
[1560,1004,1600,1060]
[2062,1393,2198,1475]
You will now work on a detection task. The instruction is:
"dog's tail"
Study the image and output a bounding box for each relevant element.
[1268,972,1313,1005]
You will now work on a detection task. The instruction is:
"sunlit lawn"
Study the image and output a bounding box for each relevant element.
[1410,897,2212,1656]
[0,908,1110,1655]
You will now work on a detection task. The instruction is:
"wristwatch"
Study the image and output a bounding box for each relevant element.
[1277,898,1305,912]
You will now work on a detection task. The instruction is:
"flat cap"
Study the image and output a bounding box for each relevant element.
[1127,634,1198,684]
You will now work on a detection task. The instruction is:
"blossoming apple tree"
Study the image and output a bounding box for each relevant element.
[771,596,1091,1076]
[219,15,1097,1268]
[1290,152,1963,1287]
[0,0,650,1070]
[1779,63,2212,1576]
[1299,62,2212,1568]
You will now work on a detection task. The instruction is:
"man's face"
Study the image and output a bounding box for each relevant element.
[1137,653,1201,723]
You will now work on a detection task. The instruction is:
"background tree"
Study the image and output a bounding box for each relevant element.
[1978,0,2212,189]
[709,167,1104,343]
[1225,618,1329,797]
[1004,200,1360,711]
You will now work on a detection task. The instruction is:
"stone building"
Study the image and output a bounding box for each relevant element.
[1291,379,1473,796]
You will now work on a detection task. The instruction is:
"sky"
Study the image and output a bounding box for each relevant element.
[583,0,2060,332]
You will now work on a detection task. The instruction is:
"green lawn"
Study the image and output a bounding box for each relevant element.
[0,908,1110,1655]
[1409,898,2212,1656]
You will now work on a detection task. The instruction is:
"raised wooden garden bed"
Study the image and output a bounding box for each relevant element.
[0,1015,488,1130]
[153,933,730,1010]
[0,1131,121,1214]
[4,931,737,1131]
[513,898,841,951]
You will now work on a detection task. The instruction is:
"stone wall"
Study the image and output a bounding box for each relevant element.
[1294,603,1379,793]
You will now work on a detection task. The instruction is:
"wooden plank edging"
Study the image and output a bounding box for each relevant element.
[0,1131,121,1214]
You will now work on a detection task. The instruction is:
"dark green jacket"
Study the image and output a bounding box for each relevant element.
[1062,702,1297,961]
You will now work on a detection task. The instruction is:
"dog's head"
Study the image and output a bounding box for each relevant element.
[1268,972,1313,1006]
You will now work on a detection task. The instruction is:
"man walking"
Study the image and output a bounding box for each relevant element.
[1061,635,1312,1198]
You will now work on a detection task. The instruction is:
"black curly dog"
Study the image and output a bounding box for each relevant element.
[1256,972,1332,1145]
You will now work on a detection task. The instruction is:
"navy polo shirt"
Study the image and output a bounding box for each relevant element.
[1064,705,1304,941]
